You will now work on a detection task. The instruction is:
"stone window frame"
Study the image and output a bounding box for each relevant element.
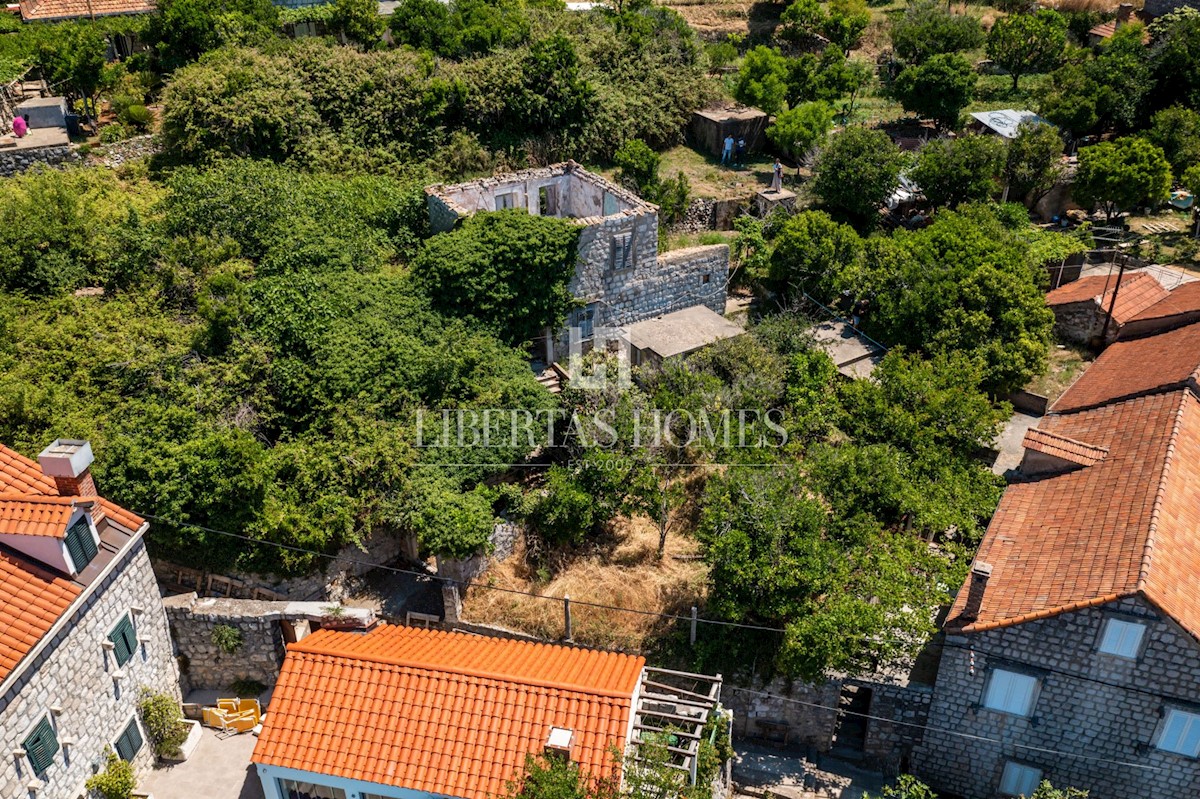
[998,760,1043,797]
[538,185,559,216]
[1094,614,1150,661]
[1152,705,1200,759]
[979,665,1043,719]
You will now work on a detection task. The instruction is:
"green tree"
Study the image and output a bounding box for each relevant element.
[767,101,834,160]
[1074,137,1172,224]
[779,0,825,46]
[506,754,615,799]
[413,210,580,346]
[891,52,976,129]
[389,0,457,52]
[508,36,595,141]
[1039,62,1100,139]
[1146,105,1200,176]
[733,45,789,116]
[986,9,1068,90]
[86,751,136,799]
[767,210,862,299]
[911,135,1006,209]
[890,0,983,65]
[161,48,318,163]
[329,0,385,50]
[401,475,496,559]
[1148,7,1200,113]
[812,127,905,225]
[613,139,692,224]
[823,0,870,54]
[147,0,279,69]
[1004,120,1066,206]
[1088,23,1151,132]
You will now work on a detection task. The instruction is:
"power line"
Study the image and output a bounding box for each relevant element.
[726,686,1168,773]
[135,512,790,634]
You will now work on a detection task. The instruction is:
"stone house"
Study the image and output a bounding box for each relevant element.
[1044,270,1168,346]
[913,320,1200,799]
[0,439,180,799]
[426,162,730,365]
[252,624,726,799]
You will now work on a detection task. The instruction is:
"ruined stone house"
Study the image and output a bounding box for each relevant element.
[1044,270,1170,346]
[0,440,180,798]
[912,317,1200,798]
[426,162,731,365]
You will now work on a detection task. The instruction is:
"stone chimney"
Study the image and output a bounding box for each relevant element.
[1117,3,1133,23]
[960,562,993,623]
[37,439,97,497]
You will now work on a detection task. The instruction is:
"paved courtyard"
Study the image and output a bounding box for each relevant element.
[141,726,264,799]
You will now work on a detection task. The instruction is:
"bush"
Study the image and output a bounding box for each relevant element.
[890,0,984,65]
[812,127,905,225]
[86,750,137,799]
[767,101,834,161]
[99,122,132,143]
[138,690,190,760]
[891,53,975,130]
[211,623,243,653]
[119,103,152,130]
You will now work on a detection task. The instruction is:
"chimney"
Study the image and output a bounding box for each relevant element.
[545,727,574,760]
[37,439,97,497]
[960,562,993,623]
[1117,3,1133,23]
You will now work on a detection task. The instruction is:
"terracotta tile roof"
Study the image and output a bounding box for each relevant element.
[18,0,154,20]
[0,446,55,495]
[1045,272,1169,326]
[1128,280,1200,324]
[1021,428,1109,467]
[0,496,77,537]
[0,550,80,682]
[948,389,1200,636]
[253,625,645,799]
[1052,320,1200,413]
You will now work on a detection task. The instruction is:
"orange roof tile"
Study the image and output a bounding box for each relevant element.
[1052,320,1200,413]
[253,625,645,799]
[0,446,55,495]
[949,388,1200,636]
[1128,280,1200,324]
[0,495,76,537]
[1021,428,1108,467]
[18,0,153,20]
[1045,272,1169,326]
[0,549,81,682]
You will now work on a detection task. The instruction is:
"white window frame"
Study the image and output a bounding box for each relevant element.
[999,760,1042,796]
[982,669,1039,717]
[1097,617,1146,659]
[1156,707,1200,757]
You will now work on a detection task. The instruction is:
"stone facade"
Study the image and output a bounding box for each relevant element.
[164,595,289,695]
[1050,299,1110,346]
[723,678,841,750]
[426,163,731,364]
[0,144,80,177]
[0,539,179,799]
[913,596,1200,799]
[854,681,931,775]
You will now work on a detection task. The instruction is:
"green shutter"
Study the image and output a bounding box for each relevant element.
[115,719,143,761]
[22,717,58,775]
[109,614,137,667]
[64,518,98,572]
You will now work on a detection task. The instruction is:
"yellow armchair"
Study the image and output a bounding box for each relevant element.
[202,698,262,734]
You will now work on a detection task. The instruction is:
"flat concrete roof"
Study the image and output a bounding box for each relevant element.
[625,305,744,359]
[810,320,886,378]
[0,125,69,150]
[694,105,769,123]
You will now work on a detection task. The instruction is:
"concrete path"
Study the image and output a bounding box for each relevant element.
[141,726,263,799]
[992,411,1041,477]
[733,742,884,799]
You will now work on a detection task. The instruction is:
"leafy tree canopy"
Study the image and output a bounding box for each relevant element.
[733,45,789,116]
[767,101,834,161]
[812,127,905,225]
[1146,105,1200,176]
[147,0,279,69]
[911,134,1006,209]
[986,9,1068,90]
[1074,136,1172,224]
[890,0,983,65]
[1004,120,1066,206]
[891,52,976,130]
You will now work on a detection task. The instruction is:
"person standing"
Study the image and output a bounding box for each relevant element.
[721,134,734,165]
[735,136,746,168]
[771,157,783,192]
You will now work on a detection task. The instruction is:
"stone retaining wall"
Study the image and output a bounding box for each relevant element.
[0,143,80,176]
[164,594,289,695]
[722,677,841,751]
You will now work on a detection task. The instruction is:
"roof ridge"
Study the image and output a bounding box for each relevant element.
[1138,390,1191,591]
[289,630,642,700]
[1022,427,1109,466]
[0,494,78,505]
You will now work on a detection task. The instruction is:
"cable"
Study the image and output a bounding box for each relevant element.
[726,685,1168,772]
[135,511,790,634]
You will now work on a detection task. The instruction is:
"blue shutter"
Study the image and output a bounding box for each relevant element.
[23,717,58,775]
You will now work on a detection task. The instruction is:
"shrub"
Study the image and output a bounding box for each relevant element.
[138,690,190,760]
[119,103,152,130]
[211,623,243,653]
[99,122,131,143]
[229,678,267,697]
[85,750,137,799]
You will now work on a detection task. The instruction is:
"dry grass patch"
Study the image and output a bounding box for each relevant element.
[462,516,710,651]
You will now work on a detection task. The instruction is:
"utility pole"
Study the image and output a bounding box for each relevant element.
[1098,254,1127,346]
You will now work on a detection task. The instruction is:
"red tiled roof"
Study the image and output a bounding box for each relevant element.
[0,496,76,538]
[0,446,55,495]
[1021,428,1108,467]
[0,551,80,681]
[1045,272,1169,326]
[1051,320,1200,413]
[253,625,645,799]
[1128,280,1200,324]
[18,0,153,20]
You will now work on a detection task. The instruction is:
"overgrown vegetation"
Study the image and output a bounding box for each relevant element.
[138,690,191,760]
[85,750,137,799]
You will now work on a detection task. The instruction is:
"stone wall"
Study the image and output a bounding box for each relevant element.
[164,594,289,695]
[913,596,1200,799]
[722,678,841,751]
[1051,300,1106,345]
[0,539,180,799]
[0,144,80,177]
[95,134,160,168]
[853,681,931,775]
